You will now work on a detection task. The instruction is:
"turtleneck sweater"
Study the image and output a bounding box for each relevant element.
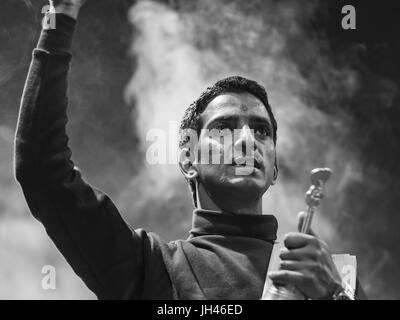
[160,209,277,299]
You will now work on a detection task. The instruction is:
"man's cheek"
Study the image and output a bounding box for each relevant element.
[264,144,276,162]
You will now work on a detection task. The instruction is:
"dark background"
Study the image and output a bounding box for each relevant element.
[0,0,399,299]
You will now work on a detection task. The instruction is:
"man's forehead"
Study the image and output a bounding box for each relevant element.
[201,92,270,123]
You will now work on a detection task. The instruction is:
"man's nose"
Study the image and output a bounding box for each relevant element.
[234,125,255,155]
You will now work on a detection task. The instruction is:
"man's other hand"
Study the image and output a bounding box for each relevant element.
[268,231,343,300]
[51,0,86,20]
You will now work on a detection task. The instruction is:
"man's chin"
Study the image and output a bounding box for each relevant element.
[201,171,269,204]
[218,178,267,203]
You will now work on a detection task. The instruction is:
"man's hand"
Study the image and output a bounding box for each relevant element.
[51,0,86,20]
[268,222,343,299]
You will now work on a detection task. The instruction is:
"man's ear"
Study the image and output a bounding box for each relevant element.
[179,147,199,208]
[271,163,278,185]
[178,147,198,180]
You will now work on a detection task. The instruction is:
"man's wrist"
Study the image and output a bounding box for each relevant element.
[38,13,77,52]
[54,4,81,20]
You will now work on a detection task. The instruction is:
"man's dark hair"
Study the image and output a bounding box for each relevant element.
[179,75,277,148]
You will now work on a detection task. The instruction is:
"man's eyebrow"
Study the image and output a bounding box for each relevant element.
[248,115,272,125]
[206,115,238,127]
[206,115,272,128]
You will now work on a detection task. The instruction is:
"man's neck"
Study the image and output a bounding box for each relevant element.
[196,182,262,215]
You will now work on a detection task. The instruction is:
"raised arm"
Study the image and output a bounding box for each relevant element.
[14,1,158,299]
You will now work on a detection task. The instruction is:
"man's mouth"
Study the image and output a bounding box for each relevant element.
[232,156,261,169]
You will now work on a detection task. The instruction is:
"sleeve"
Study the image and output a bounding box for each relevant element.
[14,14,152,299]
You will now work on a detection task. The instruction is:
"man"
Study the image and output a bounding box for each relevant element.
[15,0,360,299]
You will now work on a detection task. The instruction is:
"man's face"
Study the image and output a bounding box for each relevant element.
[193,92,277,202]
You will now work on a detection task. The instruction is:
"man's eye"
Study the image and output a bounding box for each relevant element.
[255,126,270,137]
[215,123,232,131]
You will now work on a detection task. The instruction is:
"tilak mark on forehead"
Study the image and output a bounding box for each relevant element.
[240,104,248,111]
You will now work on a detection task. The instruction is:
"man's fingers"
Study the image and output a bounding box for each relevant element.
[279,247,315,261]
[279,260,311,272]
[283,232,317,249]
[268,270,305,287]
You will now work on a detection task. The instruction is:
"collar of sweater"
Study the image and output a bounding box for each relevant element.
[189,209,278,242]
